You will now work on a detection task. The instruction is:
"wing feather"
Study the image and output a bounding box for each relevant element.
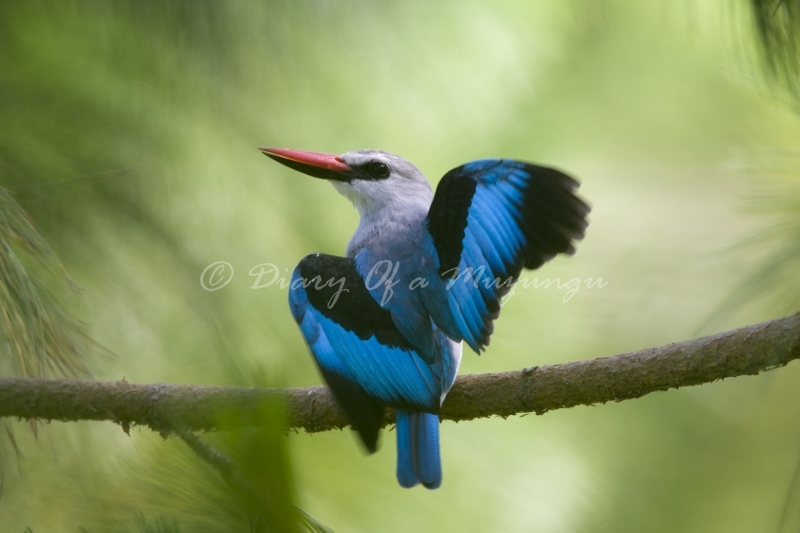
[425,159,590,352]
[288,253,447,449]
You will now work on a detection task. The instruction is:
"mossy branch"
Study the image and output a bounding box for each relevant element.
[0,314,798,433]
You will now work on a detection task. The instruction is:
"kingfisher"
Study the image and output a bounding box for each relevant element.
[261,147,589,489]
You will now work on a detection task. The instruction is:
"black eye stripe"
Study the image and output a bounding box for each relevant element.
[357,161,391,180]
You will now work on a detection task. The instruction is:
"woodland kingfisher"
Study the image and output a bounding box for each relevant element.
[261,147,589,489]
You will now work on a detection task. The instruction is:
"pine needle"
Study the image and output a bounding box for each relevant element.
[0,187,90,379]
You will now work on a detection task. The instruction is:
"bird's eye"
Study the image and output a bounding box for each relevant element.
[363,161,390,179]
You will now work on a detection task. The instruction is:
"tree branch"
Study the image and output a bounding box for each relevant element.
[0,314,798,433]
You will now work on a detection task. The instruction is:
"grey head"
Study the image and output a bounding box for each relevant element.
[260,147,434,220]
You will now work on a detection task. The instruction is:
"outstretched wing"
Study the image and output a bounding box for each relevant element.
[288,253,444,452]
[425,159,589,352]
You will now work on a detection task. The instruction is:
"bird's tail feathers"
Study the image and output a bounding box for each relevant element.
[396,410,441,489]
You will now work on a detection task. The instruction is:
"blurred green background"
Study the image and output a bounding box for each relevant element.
[2,0,800,531]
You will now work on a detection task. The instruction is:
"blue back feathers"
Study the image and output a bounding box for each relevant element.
[289,254,456,455]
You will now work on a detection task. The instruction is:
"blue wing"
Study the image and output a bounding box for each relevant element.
[288,253,449,452]
[425,159,590,352]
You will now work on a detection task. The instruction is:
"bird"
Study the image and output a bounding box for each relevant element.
[261,147,589,489]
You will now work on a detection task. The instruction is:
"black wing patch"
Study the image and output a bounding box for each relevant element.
[426,174,478,275]
[297,253,414,351]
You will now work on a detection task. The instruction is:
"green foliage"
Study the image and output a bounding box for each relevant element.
[0,187,89,378]
[117,513,180,533]
[751,0,800,91]
[209,403,301,532]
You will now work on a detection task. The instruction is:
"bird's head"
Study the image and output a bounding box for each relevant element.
[260,148,433,216]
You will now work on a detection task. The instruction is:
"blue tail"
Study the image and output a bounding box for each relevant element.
[396,410,441,489]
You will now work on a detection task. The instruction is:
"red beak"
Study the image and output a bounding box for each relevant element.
[260,147,352,181]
